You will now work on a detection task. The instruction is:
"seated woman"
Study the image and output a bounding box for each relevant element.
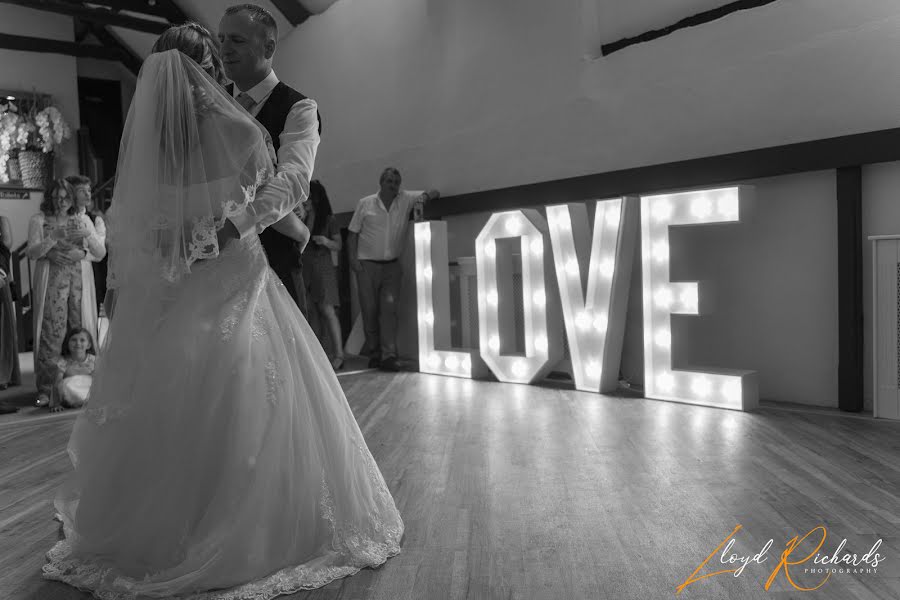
[49,327,96,413]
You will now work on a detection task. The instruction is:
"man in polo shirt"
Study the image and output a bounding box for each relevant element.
[347,168,439,371]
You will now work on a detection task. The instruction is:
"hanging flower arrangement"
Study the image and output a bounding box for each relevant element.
[0,94,71,184]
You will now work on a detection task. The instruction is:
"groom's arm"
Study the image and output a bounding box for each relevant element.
[228,99,320,238]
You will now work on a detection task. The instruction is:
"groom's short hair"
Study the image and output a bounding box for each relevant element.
[225,4,278,41]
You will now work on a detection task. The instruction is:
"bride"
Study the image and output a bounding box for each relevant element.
[43,24,403,600]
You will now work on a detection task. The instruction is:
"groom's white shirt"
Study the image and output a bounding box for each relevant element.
[228,69,320,239]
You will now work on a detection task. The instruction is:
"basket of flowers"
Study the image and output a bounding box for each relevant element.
[0,94,71,188]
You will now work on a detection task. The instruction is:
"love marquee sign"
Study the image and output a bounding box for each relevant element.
[414,185,759,411]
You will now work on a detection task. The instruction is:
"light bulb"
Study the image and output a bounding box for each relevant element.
[445,356,459,370]
[598,258,614,279]
[488,335,500,352]
[585,361,600,378]
[652,199,673,221]
[593,313,608,333]
[530,238,543,256]
[512,361,526,377]
[691,195,712,219]
[484,241,496,258]
[505,217,521,235]
[654,288,673,308]
[486,290,498,306]
[532,290,546,307]
[423,266,432,280]
[657,372,675,392]
[424,311,434,325]
[534,335,548,352]
[654,329,671,348]
[418,226,431,243]
[605,205,621,228]
[691,377,711,398]
[428,353,440,368]
[652,241,669,263]
[576,311,591,331]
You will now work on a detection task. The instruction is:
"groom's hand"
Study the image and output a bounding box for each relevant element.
[217,220,239,251]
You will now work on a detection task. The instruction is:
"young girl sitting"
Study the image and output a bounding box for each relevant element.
[49,327,97,413]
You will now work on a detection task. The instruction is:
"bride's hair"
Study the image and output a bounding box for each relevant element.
[151,22,225,85]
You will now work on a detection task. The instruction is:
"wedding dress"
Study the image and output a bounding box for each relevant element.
[42,50,403,599]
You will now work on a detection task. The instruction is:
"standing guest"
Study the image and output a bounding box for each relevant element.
[347,167,439,371]
[26,179,104,407]
[302,180,344,370]
[66,175,108,313]
[0,214,21,390]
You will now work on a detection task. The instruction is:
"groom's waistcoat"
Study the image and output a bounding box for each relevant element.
[253,82,321,274]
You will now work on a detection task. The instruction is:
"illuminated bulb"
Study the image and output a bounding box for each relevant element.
[652,199,673,221]
[585,361,600,378]
[416,269,424,282]
[679,287,698,312]
[654,288,673,308]
[424,311,434,325]
[486,290,498,306]
[488,335,500,352]
[598,258,614,279]
[718,194,739,220]
[505,217,521,235]
[484,241,496,258]
[722,379,742,404]
[428,353,440,368]
[565,259,579,276]
[532,290,546,307]
[605,205,621,228]
[652,241,669,263]
[691,377,711,398]
[423,266,432,280]
[445,356,459,370]
[461,356,472,371]
[512,361,526,378]
[418,226,431,243]
[657,372,675,392]
[691,195,712,219]
[593,313,608,333]
[575,311,591,331]
[654,329,671,348]
[530,237,543,256]
[534,335,548,352]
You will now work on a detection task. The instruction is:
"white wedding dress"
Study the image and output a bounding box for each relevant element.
[42,50,403,599]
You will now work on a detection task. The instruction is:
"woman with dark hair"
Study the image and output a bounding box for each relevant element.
[44,20,402,600]
[0,213,21,390]
[26,179,104,407]
[303,180,344,370]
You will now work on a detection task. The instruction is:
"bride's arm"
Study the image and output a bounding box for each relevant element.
[226,99,320,238]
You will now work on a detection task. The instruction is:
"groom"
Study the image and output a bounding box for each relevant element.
[218,4,322,315]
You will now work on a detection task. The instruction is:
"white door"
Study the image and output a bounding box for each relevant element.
[874,239,900,419]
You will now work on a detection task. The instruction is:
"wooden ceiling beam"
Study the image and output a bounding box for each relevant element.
[270,0,312,27]
[0,31,133,62]
[0,0,170,34]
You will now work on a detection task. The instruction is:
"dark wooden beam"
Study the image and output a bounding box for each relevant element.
[0,32,133,63]
[601,0,782,57]
[836,167,864,412]
[424,127,900,219]
[88,23,142,75]
[270,0,312,27]
[0,0,169,34]
[78,0,188,24]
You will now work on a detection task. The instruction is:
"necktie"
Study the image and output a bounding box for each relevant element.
[236,92,256,113]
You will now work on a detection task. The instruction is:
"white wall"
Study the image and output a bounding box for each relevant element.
[0,5,80,254]
[273,0,900,213]
[862,161,900,411]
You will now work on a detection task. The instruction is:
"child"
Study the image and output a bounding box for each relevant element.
[49,327,97,413]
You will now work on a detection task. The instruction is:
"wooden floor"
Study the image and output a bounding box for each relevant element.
[2,371,900,599]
